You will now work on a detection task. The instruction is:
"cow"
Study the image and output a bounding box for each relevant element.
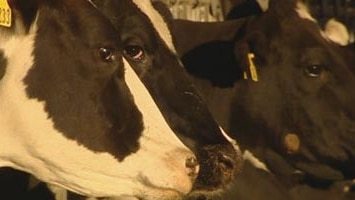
[172,0,355,199]
[0,0,242,199]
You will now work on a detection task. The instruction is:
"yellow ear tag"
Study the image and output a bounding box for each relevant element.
[247,53,259,82]
[243,71,248,80]
[0,0,11,27]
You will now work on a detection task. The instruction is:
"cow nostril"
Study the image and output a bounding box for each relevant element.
[218,154,235,176]
[185,156,199,177]
[186,156,199,168]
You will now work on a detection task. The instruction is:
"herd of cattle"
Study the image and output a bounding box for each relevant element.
[0,0,354,199]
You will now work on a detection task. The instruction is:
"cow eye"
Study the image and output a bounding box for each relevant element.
[124,45,145,62]
[304,65,324,78]
[98,47,115,62]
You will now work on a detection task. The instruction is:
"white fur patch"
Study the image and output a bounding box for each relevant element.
[256,0,269,11]
[87,0,98,8]
[220,128,241,153]
[131,0,175,53]
[243,150,269,172]
[324,18,350,46]
[295,2,352,46]
[47,184,68,200]
[0,15,194,200]
[295,1,317,22]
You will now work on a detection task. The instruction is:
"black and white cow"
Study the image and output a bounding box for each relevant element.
[0,0,242,199]
[173,0,355,199]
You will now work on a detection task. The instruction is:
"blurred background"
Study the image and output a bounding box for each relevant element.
[156,0,355,32]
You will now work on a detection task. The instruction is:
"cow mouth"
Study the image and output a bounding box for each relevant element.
[132,143,242,200]
[279,123,355,182]
[186,143,242,199]
[133,174,189,200]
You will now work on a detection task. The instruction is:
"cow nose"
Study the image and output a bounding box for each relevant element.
[217,152,236,179]
[185,156,199,177]
[191,144,242,192]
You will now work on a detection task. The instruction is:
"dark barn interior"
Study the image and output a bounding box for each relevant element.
[1,0,355,200]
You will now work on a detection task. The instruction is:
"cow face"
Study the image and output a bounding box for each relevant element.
[176,0,355,185]
[230,0,355,181]
[0,0,241,199]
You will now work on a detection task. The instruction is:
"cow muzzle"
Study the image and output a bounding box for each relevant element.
[189,142,243,197]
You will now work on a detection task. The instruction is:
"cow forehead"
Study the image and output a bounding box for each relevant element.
[254,0,348,45]
[295,1,317,22]
[294,2,351,46]
[130,0,175,52]
[23,0,192,158]
[88,0,175,52]
[0,1,198,197]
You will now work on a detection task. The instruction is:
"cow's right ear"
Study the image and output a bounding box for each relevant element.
[324,18,352,46]
[7,0,38,33]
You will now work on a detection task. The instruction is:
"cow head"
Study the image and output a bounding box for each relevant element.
[176,0,355,186]
[228,0,355,183]
[0,0,241,199]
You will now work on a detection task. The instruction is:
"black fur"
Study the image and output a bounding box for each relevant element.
[94,0,242,192]
[24,0,143,161]
[175,0,355,199]
[0,0,242,199]
[0,50,6,80]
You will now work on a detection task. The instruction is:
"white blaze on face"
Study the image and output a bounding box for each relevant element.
[295,1,317,22]
[220,127,241,153]
[122,59,197,195]
[0,15,194,200]
[131,0,243,171]
[256,0,269,11]
[243,150,269,172]
[131,0,175,53]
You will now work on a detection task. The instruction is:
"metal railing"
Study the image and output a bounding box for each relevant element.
[158,0,355,29]
[302,0,355,31]
[158,0,224,21]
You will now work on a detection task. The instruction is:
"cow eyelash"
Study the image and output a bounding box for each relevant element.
[304,64,325,78]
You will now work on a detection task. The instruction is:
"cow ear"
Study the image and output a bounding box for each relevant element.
[324,18,352,46]
[181,39,244,87]
[8,0,38,33]
[175,20,251,87]
[173,19,249,56]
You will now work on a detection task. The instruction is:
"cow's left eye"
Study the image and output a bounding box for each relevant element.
[304,65,324,78]
[98,47,115,62]
[124,45,145,62]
